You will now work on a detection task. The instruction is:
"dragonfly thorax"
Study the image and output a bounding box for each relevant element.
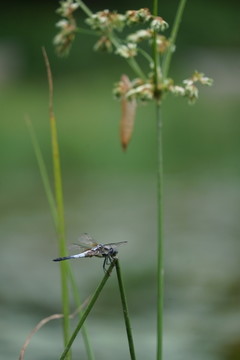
[100,245,118,258]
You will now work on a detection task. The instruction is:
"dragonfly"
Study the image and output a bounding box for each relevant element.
[53,233,127,271]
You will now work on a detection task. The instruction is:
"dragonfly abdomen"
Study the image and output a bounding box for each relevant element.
[53,253,87,262]
[53,256,72,262]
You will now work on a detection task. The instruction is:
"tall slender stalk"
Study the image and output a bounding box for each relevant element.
[49,100,70,351]
[115,259,136,360]
[60,261,116,360]
[155,104,164,360]
[152,1,164,359]
[152,2,188,359]
[163,0,187,79]
[42,48,71,358]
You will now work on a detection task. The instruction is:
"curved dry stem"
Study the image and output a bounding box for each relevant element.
[19,300,89,360]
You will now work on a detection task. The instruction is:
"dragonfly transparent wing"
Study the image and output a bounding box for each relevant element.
[103,241,128,247]
[69,236,127,254]
[69,233,98,252]
[78,233,98,247]
[68,244,87,254]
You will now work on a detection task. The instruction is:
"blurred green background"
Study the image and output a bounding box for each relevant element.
[1,1,240,359]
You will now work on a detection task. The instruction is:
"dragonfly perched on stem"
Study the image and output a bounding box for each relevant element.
[53,233,127,272]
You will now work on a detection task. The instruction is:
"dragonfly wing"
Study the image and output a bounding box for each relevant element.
[68,243,89,253]
[78,233,98,249]
[104,241,128,247]
[64,234,97,258]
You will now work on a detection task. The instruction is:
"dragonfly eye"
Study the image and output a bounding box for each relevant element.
[110,248,118,257]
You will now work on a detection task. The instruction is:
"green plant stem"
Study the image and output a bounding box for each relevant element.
[26,115,94,360]
[50,112,71,358]
[60,261,116,360]
[153,0,158,15]
[109,34,146,80]
[42,47,71,358]
[76,0,92,17]
[152,2,164,360]
[75,27,99,36]
[156,104,164,360]
[137,47,153,65]
[163,0,187,79]
[25,116,58,226]
[152,0,160,86]
[127,57,147,80]
[115,259,136,360]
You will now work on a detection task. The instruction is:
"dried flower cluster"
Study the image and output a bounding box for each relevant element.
[54,4,169,57]
[85,9,126,32]
[113,71,213,104]
[54,0,79,56]
[54,1,213,148]
[86,9,169,58]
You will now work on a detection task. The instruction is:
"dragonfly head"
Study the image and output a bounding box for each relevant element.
[109,247,118,257]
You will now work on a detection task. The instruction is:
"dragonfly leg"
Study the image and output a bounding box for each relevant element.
[103,255,115,272]
[103,257,108,272]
